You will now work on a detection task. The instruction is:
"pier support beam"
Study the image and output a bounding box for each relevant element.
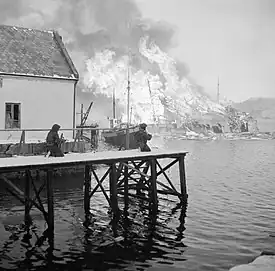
[149,158,158,211]
[46,170,54,238]
[179,155,188,203]
[109,163,119,216]
[24,170,32,226]
[123,162,129,215]
[84,165,91,220]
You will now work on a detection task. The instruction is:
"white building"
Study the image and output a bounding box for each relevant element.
[0,25,79,142]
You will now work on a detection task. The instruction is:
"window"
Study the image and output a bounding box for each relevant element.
[5,103,21,129]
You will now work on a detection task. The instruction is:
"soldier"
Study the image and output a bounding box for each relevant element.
[135,123,152,152]
[134,123,153,195]
[45,124,65,157]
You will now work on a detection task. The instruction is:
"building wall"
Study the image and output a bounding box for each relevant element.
[0,75,75,142]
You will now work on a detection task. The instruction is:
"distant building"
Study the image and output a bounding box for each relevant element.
[0,25,79,141]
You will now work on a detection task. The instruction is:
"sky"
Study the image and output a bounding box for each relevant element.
[136,0,275,102]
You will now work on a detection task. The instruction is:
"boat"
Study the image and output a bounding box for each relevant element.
[102,122,139,149]
[102,66,139,150]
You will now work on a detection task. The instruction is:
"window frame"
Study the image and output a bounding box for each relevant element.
[5,102,21,129]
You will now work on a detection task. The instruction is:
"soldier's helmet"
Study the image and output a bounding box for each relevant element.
[139,123,147,129]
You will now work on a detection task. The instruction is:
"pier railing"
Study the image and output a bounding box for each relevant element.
[0,127,122,156]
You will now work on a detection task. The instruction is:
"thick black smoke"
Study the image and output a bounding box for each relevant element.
[0,0,176,70]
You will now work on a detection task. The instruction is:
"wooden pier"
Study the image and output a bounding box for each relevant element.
[0,149,188,247]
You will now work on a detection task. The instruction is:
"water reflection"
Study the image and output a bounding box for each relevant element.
[0,190,188,270]
[79,200,188,270]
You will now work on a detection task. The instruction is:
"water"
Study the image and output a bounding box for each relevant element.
[0,139,275,270]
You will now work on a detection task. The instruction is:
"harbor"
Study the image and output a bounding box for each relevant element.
[1,139,274,270]
[1,4,275,270]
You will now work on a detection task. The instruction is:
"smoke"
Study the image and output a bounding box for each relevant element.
[0,0,180,121]
[0,0,175,57]
[0,0,24,21]
[175,60,190,79]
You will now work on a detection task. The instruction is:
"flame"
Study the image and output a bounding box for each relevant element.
[139,37,225,116]
[84,36,225,124]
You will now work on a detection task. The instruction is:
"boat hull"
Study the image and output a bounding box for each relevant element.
[102,127,139,149]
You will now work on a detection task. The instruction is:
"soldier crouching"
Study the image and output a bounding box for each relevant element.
[45,124,65,157]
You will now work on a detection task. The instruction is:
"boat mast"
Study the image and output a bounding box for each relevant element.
[125,57,130,149]
[112,87,116,119]
[130,106,133,124]
[125,21,131,150]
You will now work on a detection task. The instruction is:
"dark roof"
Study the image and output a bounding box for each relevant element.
[0,25,78,80]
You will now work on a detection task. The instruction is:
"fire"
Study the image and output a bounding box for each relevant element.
[139,37,225,116]
[84,36,225,124]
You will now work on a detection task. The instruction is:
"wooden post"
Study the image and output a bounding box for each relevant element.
[18,130,26,155]
[24,170,31,226]
[90,129,93,148]
[72,130,80,152]
[109,165,113,200]
[84,165,91,218]
[150,158,158,210]
[178,155,188,202]
[124,162,129,214]
[96,130,99,149]
[46,169,54,236]
[109,163,119,215]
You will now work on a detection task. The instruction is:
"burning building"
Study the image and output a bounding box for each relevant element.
[225,106,259,133]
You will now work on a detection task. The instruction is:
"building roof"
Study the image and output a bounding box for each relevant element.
[0,25,79,80]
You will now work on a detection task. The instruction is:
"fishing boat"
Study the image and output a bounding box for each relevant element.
[102,70,139,150]
[102,122,139,149]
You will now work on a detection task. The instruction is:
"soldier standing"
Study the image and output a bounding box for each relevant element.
[135,123,152,152]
